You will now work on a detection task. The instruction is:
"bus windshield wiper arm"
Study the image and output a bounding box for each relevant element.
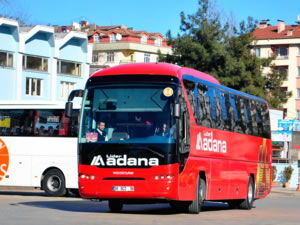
[135,146,165,158]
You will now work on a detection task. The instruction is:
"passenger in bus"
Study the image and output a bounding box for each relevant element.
[39,126,46,136]
[96,121,108,141]
[48,126,55,136]
[156,123,170,137]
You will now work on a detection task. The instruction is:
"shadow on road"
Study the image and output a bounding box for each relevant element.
[1,190,254,215]
[0,190,48,197]
[16,199,231,215]
[0,190,79,198]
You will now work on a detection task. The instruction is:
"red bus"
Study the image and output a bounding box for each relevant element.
[66,63,271,214]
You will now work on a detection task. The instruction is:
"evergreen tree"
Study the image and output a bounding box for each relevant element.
[160,0,291,108]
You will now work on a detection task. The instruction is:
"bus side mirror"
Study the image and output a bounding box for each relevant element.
[65,89,84,118]
[174,103,181,118]
[65,102,73,118]
[67,89,84,102]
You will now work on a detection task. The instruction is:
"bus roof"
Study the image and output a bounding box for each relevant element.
[0,101,81,109]
[91,63,220,85]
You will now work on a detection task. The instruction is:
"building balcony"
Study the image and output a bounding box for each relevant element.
[119,59,136,64]
[93,42,172,55]
[273,57,289,66]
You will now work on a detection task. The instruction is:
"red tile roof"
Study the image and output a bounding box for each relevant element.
[253,25,300,39]
[88,28,165,39]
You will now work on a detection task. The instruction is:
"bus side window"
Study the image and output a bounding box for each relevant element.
[228,94,243,133]
[196,84,212,128]
[207,86,216,128]
[249,100,258,136]
[214,89,225,130]
[261,104,271,138]
[0,110,26,136]
[224,93,233,131]
[0,110,10,136]
[238,97,247,134]
[218,91,228,127]
[233,95,243,134]
[183,80,197,121]
[245,99,253,135]
[256,103,263,137]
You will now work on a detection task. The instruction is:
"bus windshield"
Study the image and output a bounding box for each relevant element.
[79,83,177,144]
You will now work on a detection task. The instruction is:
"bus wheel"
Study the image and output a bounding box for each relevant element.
[188,177,206,214]
[108,200,123,213]
[240,176,255,210]
[43,169,66,197]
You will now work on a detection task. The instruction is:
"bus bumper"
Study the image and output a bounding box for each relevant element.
[78,164,179,200]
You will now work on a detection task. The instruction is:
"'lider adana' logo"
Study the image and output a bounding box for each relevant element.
[196,131,227,153]
[0,138,9,181]
[91,154,159,167]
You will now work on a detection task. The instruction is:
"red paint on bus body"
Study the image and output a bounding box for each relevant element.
[79,63,271,203]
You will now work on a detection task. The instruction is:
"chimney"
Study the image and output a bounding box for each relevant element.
[297,15,300,27]
[287,29,293,36]
[80,20,88,28]
[277,20,285,33]
[258,19,269,29]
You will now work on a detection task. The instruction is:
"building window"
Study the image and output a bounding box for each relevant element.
[144,53,150,62]
[61,81,75,99]
[92,53,98,63]
[94,34,100,43]
[23,55,48,72]
[0,51,13,67]
[141,35,147,44]
[297,88,300,99]
[298,46,300,56]
[154,38,162,46]
[274,46,288,58]
[26,78,42,96]
[107,52,114,63]
[298,67,300,77]
[253,47,260,57]
[110,34,117,43]
[275,67,288,80]
[57,60,81,76]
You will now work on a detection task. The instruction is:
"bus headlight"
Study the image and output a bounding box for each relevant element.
[80,174,95,180]
[154,174,175,180]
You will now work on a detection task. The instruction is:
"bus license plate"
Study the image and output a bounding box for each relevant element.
[113,186,134,192]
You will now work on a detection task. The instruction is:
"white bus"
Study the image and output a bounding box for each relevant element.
[0,102,79,196]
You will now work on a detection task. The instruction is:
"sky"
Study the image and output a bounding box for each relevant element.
[2,0,300,36]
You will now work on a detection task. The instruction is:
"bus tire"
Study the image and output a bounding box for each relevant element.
[240,176,255,210]
[188,177,206,214]
[42,169,67,197]
[108,200,123,212]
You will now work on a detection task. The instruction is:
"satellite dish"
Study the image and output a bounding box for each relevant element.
[116,33,122,41]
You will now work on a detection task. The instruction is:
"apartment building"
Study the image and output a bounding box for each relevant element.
[0,17,91,103]
[252,17,300,119]
[55,21,172,74]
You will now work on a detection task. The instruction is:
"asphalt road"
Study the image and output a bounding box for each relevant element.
[0,189,299,225]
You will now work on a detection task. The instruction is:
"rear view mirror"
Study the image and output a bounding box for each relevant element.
[67,89,84,102]
[65,102,73,118]
[65,89,84,118]
[174,103,181,118]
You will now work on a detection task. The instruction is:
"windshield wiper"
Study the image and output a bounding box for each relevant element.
[134,146,165,158]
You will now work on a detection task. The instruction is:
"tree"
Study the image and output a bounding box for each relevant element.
[160,0,291,108]
[0,0,29,25]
